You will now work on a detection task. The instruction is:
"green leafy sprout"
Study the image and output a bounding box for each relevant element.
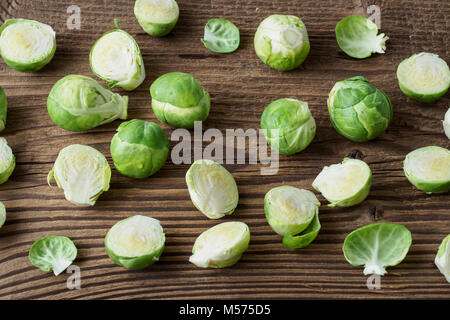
[202,18,240,53]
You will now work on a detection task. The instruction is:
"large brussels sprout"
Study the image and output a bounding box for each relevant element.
[110,119,169,178]
[0,19,56,72]
[403,146,450,194]
[150,72,210,128]
[260,98,316,155]
[0,137,15,184]
[202,18,240,53]
[90,20,145,91]
[444,108,450,139]
[254,15,310,71]
[47,75,128,132]
[134,0,179,37]
[328,76,392,142]
[0,201,5,229]
[47,144,111,206]
[189,221,250,268]
[0,86,6,132]
[435,234,450,283]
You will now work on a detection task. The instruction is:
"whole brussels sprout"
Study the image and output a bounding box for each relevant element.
[260,98,316,155]
[328,76,392,142]
[254,15,310,71]
[0,137,15,184]
[110,119,169,178]
[47,75,128,132]
[0,86,6,132]
[134,0,179,37]
[150,72,210,128]
[444,108,450,139]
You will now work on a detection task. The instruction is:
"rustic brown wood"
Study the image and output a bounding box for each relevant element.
[0,0,449,300]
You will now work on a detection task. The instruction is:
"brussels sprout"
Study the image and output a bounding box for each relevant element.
[254,15,310,71]
[134,0,179,37]
[260,98,316,155]
[403,146,450,194]
[435,234,450,283]
[312,158,372,207]
[201,18,240,53]
[47,75,128,132]
[335,15,388,59]
[397,52,450,103]
[189,221,250,268]
[444,108,450,139]
[110,119,169,178]
[105,215,165,270]
[264,186,321,249]
[150,72,210,128]
[0,19,56,72]
[0,137,15,184]
[343,223,412,275]
[328,76,392,142]
[90,20,145,91]
[0,86,7,132]
[29,235,77,276]
[47,144,111,206]
[0,201,5,229]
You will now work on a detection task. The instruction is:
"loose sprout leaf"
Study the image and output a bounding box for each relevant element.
[435,234,450,283]
[201,18,240,53]
[282,211,320,249]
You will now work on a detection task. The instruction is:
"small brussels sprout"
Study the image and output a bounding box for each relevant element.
[264,186,321,249]
[186,159,239,219]
[0,137,15,184]
[29,235,77,276]
[403,146,450,194]
[0,19,56,72]
[328,76,392,142]
[444,108,450,139]
[110,119,169,178]
[254,15,310,71]
[335,15,388,59]
[312,158,372,207]
[189,221,250,268]
[0,86,7,132]
[47,144,111,206]
[134,0,179,37]
[0,201,5,229]
[435,234,450,283]
[397,52,450,103]
[90,20,145,91]
[105,215,165,270]
[201,18,240,53]
[260,98,316,155]
[150,72,210,128]
[47,75,128,132]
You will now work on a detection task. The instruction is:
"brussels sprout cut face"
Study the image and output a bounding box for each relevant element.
[260,98,316,155]
[47,144,111,206]
[0,137,15,185]
[397,53,450,103]
[0,87,7,132]
[134,0,179,37]
[343,223,412,275]
[403,146,450,194]
[0,201,5,228]
[313,158,372,207]
[435,234,450,283]
[202,18,240,53]
[254,15,310,71]
[105,215,165,270]
[328,76,392,142]
[189,221,250,268]
[444,108,450,139]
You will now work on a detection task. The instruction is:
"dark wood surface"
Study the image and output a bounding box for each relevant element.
[0,0,449,300]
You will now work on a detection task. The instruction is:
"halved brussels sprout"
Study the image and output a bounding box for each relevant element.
[403,146,450,194]
[435,234,450,283]
[335,15,388,59]
[29,235,77,276]
[201,18,240,53]
[47,144,111,206]
[0,137,15,184]
[150,72,210,128]
[90,20,145,91]
[328,76,392,142]
[312,158,372,207]
[47,75,128,132]
[189,221,250,268]
[105,215,165,270]
[254,15,310,71]
[0,86,7,132]
[186,159,238,219]
[264,186,321,249]
[397,53,450,103]
[134,0,179,37]
[0,201,5,229]
[110,119,169,178]
[0,19,56,72]
[260,98,316,155]
[444,108,450,139]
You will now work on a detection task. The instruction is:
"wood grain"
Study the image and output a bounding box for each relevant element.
[0,0,449,300]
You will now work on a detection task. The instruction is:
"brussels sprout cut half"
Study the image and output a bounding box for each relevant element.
[189,221,250,268]
[0,19,56,72]
[254,15,310,71]
[105,215,165,270]
[435,234,450,283]
[47,144,111,206]
[397,52,450,103]
[134,0,179,37]
[0,86,7,132]
[403,146,450,194]
[444,108,450,139]
[312,158,372,207]
[0,137,15,184]
[343,223,412,275]
[202,18,240,53]
[29,235,77,276]
[0,201,5,229]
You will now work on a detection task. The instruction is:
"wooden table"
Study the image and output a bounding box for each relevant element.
[0,0,448,300]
